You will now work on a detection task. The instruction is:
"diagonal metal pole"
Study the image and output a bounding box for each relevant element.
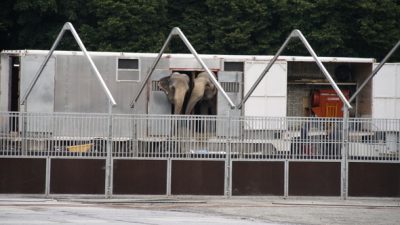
[237,31,293,109]
[238,29,352,110]
[349,40,400,104]
[130,29,176,108]
[130,27,236,109]
[20,22,116,106]
[20,24,67,105]
[295,30,351,109]
[174,28,235,109]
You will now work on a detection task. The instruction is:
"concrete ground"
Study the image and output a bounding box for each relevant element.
[0,196,399,225]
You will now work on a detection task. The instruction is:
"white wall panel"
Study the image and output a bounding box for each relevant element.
[372,63,400,120]
[244,61,287,118]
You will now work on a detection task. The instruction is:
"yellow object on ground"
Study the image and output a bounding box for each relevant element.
[67,143,93,153]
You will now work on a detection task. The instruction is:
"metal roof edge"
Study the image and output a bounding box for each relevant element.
[1,49,376,63]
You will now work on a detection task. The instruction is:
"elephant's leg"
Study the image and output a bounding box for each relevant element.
[199,102,209,115]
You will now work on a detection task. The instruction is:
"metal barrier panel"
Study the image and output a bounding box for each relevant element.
[287,117,343,160]
[171,160,225,195]
[0,111,399,197]
[289,162,341,196]
[348,118,400,162]
[231,161,284,195]
[113,115,346,161]
[113,114,230,159]
[0,112,109,158]
[230,116,343,160]
[1,112,399,162]
[0,112,21,156]
[112,114,136,158]
[113,159,167,195]
[348,162,400,197]
[50,159,105,194]
[0,158,46,194]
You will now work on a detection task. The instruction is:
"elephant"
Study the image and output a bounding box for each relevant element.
[158,72,190,114]
[185,71,217,115]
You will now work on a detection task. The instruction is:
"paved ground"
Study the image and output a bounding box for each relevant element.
[0,197,399,224]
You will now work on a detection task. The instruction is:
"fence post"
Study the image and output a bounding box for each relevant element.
[45,157,51,197]
[341,106,350,199]
[105,101,113,198]
[166,115,172,196]
[284,159,289,198]
[21,104,28,156]
[225,110,232,197]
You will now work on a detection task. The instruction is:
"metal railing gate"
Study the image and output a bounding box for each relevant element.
[0,112,399,197]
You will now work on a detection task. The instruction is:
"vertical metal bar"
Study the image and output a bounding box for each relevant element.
[109,157,114,197]
[225,111,232,197]
[284,160,289,198]
[166,158,172,196]
[21,105,28,156]
[45,157,51,197]
[349,40,400,104]
[341,106,350,199]
[105,101,113,198]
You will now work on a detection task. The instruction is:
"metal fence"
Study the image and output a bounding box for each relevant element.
[0,111,399,162]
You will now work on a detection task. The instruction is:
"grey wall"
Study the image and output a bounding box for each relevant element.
[54,55,168,114]
[0,55,10,112]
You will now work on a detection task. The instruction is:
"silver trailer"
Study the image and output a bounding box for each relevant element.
[0,50,379,117]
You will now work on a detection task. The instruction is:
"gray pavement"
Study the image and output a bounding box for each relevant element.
[0,197,399,225]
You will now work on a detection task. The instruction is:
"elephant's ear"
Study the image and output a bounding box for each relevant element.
[158,76,170,94]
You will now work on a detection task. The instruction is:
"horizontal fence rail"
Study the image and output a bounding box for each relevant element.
[0,112,399,162]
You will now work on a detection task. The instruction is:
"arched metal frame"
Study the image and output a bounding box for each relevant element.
[238,29,352,110]
[130,27,236,109]
[20,22,117,107]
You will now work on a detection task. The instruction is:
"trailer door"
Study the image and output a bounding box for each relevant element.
[148,69,172,136]
[243,61,287,129]
[372,63,400,120]
[20,55,55,113]
[216,71,242,137]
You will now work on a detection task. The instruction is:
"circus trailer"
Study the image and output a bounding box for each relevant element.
[0,50,380,117]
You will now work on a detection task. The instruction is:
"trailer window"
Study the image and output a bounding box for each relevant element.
[117,58,140,81]
[224,62,244,72]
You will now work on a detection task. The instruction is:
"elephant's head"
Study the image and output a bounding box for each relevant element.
[158,72,190,114]
[185,72,217,114]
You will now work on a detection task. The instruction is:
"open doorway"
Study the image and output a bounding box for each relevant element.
[9,56,20,131]
[171,70,218,116]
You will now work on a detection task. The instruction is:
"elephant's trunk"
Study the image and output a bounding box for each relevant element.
[173,88,187,114]
[185,82,205,114]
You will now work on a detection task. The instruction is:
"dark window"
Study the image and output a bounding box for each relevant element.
[118,59,138,69]
[224,62,244,72]
[117,58,140,81]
